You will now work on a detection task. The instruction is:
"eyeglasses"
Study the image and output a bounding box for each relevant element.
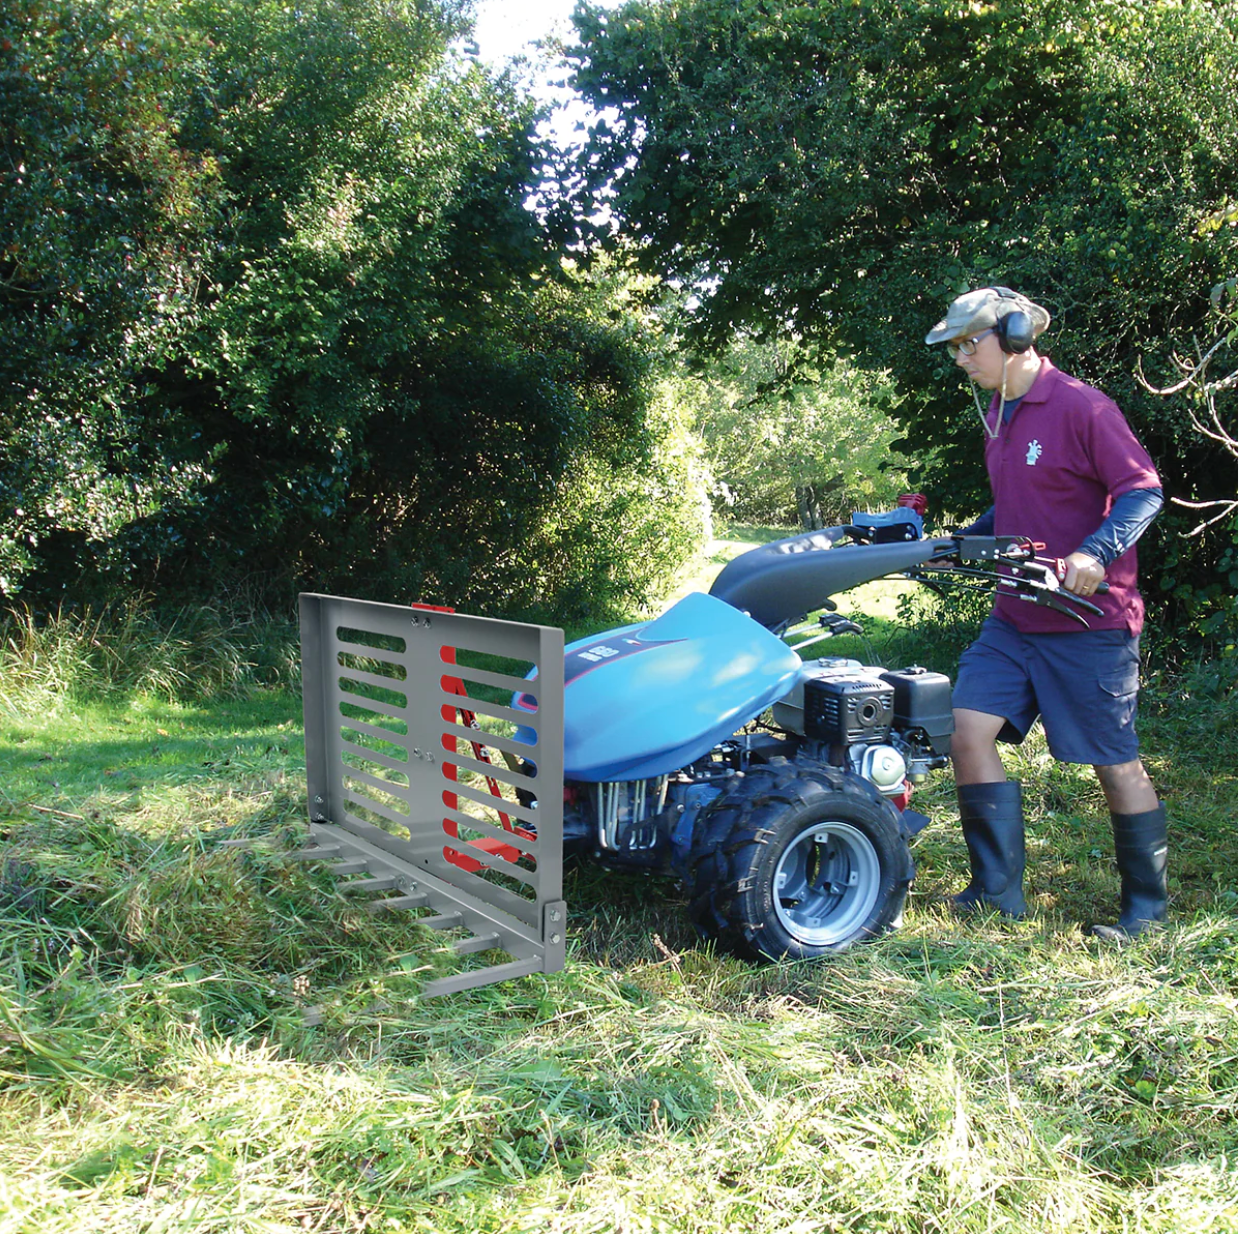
[946,326,998,358]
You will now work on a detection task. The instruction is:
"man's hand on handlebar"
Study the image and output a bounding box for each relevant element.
[1058,551,1107,598]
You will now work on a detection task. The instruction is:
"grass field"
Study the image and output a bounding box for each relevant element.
[0,532,1235,1233]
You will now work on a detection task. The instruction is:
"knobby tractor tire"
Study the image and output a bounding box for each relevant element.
[687,759,914,962]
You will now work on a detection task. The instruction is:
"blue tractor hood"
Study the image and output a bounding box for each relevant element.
[516,591,802,782]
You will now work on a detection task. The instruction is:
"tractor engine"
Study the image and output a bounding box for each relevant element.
[772,657,954,791]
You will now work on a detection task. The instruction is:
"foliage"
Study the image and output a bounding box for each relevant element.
[1136,278,1238,649]
[287,264,706,618]
[0,0,224,596]
[568,0,1237,639]
[0,0,705,618]
[513,354,710,624]
[667,337,911,526]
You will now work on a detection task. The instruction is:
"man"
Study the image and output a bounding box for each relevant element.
[924,286,1167,940]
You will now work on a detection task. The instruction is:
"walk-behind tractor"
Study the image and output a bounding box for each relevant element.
[295,508,1106,995]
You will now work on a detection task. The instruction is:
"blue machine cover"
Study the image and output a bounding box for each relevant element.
[516,591,802,782]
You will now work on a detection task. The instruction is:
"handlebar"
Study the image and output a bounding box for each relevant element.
[913,536,1109,626]
[709,522,1113,632]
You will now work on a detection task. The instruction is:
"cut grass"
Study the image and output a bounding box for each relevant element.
[0,537,1235,1233]
[0,927,1233,1233]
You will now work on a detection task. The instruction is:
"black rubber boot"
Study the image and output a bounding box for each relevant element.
[952,780,1027,919]
[1091,805,1168,941]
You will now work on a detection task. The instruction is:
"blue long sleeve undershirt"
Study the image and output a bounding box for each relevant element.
[959,487,1164,565]
[1077,486,1163,565]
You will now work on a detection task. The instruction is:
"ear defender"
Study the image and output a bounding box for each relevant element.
[985,287,1036,354]
[995,308,1035,354]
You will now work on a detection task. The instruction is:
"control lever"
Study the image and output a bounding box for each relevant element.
[790,610,865,653]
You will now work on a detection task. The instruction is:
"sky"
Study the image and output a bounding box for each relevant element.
[471,0,590,73]
[468,0,625,147]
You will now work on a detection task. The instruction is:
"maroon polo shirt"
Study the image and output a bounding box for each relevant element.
[982,358,1160,635]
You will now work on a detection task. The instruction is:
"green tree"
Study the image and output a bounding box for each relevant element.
[1,0,706,615]
[569,0,1237,636]
[0,0,222,596]
[668,339,910,527]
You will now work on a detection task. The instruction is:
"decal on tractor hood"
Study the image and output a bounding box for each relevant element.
[564,634,690,684]
[515,633,686,711]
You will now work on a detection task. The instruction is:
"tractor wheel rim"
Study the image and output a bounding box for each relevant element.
[772,820,881,946]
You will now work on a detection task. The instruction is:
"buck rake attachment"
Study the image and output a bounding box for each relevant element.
[296,594,566,997]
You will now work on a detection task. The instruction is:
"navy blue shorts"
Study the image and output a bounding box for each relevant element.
[952,616,1142,766]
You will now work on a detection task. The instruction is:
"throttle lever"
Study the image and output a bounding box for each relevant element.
[951,535,1034,562]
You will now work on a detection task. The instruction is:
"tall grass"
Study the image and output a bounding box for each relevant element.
[0,597,299,712]
[0,546,1234,1234]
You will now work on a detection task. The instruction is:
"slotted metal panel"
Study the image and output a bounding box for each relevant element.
[298,593,565,996]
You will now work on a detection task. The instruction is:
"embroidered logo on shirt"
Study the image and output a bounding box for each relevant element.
[1025,439,1042,466]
